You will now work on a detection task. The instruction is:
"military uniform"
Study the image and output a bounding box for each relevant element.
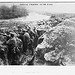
[23,32,30,53]
[6,34,23,65]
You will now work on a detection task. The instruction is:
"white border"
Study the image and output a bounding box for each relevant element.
[0,0,74,75]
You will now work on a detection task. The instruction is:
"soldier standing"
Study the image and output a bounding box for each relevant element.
[6,32,23,65]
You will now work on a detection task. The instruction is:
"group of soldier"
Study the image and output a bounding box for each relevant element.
[0,25,39,65]
[0,15,63,65]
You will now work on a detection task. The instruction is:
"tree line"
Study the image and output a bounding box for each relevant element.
[0,5,28,19]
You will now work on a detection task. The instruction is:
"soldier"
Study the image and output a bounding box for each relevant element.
[0,42,8,65]
[6,32,23,65]
[18,29,25,42]
[23,30,34,55]
[33,27,38,48]
[17,25,22,34]
[18,29,27,53]
[23,30,30,52]
[5,31,11,41]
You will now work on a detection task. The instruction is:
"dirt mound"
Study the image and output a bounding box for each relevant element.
[34,25,75,65]
[58,19,75,28]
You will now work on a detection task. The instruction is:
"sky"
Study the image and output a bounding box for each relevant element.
[25,3,75,13]
[0,3,75,13]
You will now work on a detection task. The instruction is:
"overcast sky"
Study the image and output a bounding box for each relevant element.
[25,3,75,13]
[0,3,75,13]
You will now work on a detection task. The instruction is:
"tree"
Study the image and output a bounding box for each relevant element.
[0,5,28,19]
